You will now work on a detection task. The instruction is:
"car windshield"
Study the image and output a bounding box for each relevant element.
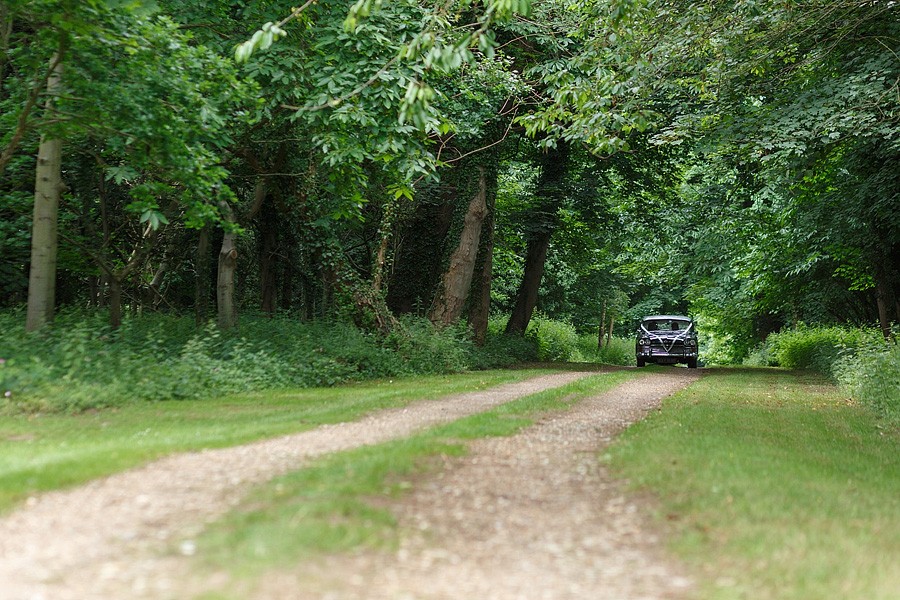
[642,319,691,332]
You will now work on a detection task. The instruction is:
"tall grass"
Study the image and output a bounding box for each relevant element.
[0,310,639,413]
[579,335,636,366]
[833,342,900,423]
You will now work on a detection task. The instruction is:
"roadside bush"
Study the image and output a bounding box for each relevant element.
[764,324,880,375]
[525,315,582,362]
[742,343,771,367]
[471,318,539,368]
[750,324,898,424]
[384,317,474,375]
[577,335,635,366]
[833,342,900,424]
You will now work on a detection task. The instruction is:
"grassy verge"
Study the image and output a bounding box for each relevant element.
[0,369,550,514]
[608,368,900,600]
[193,370,640,591]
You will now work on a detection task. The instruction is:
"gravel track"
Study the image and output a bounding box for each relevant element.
[0,369,698,600]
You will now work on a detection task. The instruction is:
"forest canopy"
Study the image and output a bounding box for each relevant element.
[2,0,898,363]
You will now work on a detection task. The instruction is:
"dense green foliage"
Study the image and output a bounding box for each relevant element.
[610,369,900,599]
[1,0,897,404]
[0,309,636,413]
[835,343,900,424]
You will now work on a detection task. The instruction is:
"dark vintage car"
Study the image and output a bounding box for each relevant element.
[635,315,699,368]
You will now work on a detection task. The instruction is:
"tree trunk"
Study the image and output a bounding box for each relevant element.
[875,280,894,341]
[372,232,391,294]
[598,299,607,350]
[280,260,294,312]
[504,142,568,336]
[195,226,211,325]
[372,197,398,295]
[386,189,456,315]
[109,276,123,329]
[468,176,496,345]
[504,229,552,335]
[873,255,898,340]
[25,56,64,332]
[430,167,488,326]
[259,197,278,315]
[217,203,238,329]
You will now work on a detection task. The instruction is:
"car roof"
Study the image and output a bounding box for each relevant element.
[641,315,693,321]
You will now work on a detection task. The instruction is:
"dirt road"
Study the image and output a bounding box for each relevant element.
[0,369,698,600]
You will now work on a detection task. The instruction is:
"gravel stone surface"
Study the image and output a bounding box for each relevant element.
[0,369,698,600]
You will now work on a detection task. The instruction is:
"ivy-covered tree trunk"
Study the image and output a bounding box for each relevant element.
[468,178,496,345]
[25,55,64,332]
[386,190,456,315]
[430,167,488,326]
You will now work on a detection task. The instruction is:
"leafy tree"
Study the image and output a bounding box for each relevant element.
[3,0,251,328]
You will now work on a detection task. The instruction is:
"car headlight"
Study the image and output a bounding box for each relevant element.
[639,338,649,346]
[686,339,697,347]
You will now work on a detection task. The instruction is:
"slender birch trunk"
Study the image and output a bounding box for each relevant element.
[25,56,64,332]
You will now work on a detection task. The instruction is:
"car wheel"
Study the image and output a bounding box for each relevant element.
[636,357,646,367]
[687,358,698,369]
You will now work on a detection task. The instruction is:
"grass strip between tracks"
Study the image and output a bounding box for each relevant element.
[608,368,900,600]
[191,370,640,590]
[0,369,553,514]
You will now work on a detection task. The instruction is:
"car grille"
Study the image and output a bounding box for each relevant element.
[649,340,687,355]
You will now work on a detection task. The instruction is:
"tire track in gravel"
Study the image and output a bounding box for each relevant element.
[0,370,597,600]
[245,369,700,600]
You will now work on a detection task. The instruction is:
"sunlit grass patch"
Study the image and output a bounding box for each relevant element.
[609,368,900,600]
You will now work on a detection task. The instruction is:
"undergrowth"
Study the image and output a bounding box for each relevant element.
[488,315,635,366]
[0,310,636,413]
[0,310,522,412]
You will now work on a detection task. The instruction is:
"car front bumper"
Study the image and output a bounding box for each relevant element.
[636,347,698,363]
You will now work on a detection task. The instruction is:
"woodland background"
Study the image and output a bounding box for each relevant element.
[1,0,897,417]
